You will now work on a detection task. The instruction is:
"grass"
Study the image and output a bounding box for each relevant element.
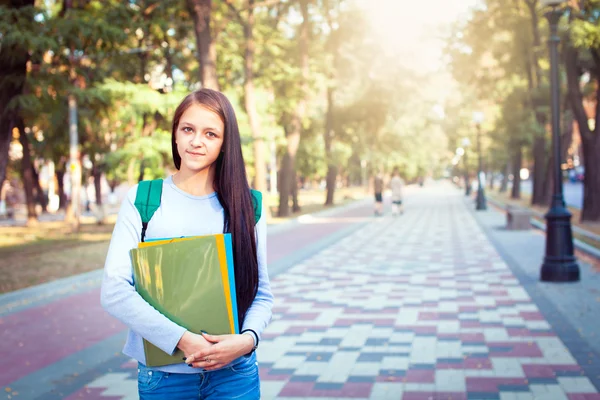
[0,186,368,294]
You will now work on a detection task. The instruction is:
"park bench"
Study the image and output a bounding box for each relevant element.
[506,206,532,230]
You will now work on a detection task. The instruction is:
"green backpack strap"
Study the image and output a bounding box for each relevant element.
[134,179,163,242]
[134,182,258,242]
[250,189,262,224]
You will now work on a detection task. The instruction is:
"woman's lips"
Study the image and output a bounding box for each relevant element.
[186,150,205,156]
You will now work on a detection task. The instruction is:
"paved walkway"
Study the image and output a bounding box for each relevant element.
[2,182,600,399]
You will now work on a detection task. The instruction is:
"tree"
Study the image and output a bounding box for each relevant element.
[278,0,309,216]
[566,0,600,221]
[224,0,269,194]
[522,0,553,206]
[445,0,553,202]
[0,0,36,205]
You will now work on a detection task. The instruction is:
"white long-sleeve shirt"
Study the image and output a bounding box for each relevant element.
[100,175,273,373]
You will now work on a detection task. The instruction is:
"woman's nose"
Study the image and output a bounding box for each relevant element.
[190,132,203,147]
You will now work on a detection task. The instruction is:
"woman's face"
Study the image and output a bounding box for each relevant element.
[175,103,225,174]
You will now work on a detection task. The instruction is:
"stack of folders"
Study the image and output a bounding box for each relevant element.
[130,234,238,367]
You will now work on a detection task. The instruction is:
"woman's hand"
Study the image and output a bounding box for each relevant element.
[184,332,254,371]
[177,331,212,359]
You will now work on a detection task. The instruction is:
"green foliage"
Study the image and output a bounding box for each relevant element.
[4,0,504,206]
[296,134,327,179]
[444,0,555,173]
[571,0,600,50]
[105,129,172,180]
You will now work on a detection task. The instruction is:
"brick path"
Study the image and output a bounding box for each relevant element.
[3,183,600,399]
[257,188,600,399]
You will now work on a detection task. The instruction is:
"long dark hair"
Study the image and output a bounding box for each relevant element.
[171,89,259,330]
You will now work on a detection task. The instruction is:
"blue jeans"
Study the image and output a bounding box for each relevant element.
[137,353,260,399]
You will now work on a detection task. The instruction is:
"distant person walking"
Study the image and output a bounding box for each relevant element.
[390,167,404,216]
[373,171,384,216]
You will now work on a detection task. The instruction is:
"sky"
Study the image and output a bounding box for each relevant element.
[360,0,480,73]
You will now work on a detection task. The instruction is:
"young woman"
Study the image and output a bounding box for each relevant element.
[101,89,273,399]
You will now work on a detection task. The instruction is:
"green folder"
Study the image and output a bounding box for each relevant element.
[130,235,235,367]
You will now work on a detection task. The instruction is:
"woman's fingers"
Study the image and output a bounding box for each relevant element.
[186,351,219,368]
[201,332,222,343]
[186,348,214,364]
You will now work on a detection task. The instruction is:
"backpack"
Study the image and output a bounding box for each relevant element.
[134,179,262,242]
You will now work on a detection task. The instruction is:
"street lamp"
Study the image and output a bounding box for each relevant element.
[540,0,580,282]
[473,112,487,210]
[462,138,471,196]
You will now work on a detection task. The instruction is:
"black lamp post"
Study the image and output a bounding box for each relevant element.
[540,0,580,282]
[473,112,487,210]
[462,138,471,196]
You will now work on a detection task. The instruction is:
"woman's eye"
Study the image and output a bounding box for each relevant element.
[207,131,217,138]
[182,127,193,133]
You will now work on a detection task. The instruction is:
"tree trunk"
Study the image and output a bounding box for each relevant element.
[291,166,300,212]
[187,0,219,90]
[0,0,33,194]
[278,152,292,217]
[141,112,158,137]
[324,87,336,206]
[92,163,104,224]
[564,38,600,221]
[511,146,522,200]
[17,117,37,225]
[56,166,67,209]
[242,1,267,195]
[500,161,509,193]
[551,105,575,208]
[92,165,102,206]
[541,153,553,206]
[31,164,48,213]
[278,0,308,216]
[138,160,145,182]
[292,0,308,214]
[0,120,12,198]
[138,111,157,182]
[127,158,136,186]
[488,170,495,191]
[524,0,550,206]
[325,166,337,206]
[581,135,600,221]
[531,134,548,205]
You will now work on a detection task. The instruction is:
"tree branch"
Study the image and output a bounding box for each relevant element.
[271,0,293,30]
[223,0,284,31]
[224,0,247,29]
[213,17,232,40]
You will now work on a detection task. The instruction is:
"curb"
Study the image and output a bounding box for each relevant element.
[487,196,600,261]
